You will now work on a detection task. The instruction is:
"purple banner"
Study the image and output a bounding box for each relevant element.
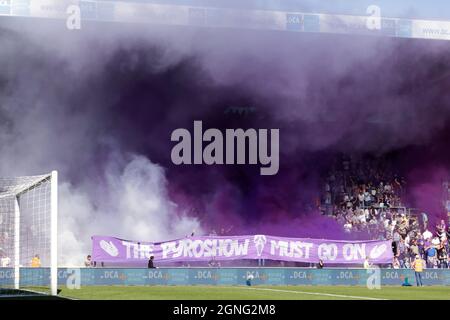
[92,235,393,265]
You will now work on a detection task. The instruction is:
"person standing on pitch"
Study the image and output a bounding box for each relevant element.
[317,259,324,269]
[363,257,371,269]
[412,254,423,287]
[84,255,93,267]
[148,256,155,268]
[31,254,41,267]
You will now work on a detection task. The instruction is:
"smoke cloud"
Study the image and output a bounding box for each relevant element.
[0,16,449,265]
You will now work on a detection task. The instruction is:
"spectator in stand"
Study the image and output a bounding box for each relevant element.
[426,239,439,268]
[437,222,447,242]
[423,229,433,241]
[393,229,401,243]
[357,192,364,207]
[417,238,426,260]
[437,241,448,269]
[398,215,408,238]
[321,155,446,267]
[392,257,400,269]
[323,157,412,237]
[219,226,234,235]
[344,221,353,233]
[409,240,420,264]
[438,219,446,232]
[397,238,407,268]
[421,212,429,230]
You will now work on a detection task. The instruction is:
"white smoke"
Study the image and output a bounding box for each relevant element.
[0,21,204,267]
[58,155,201,266]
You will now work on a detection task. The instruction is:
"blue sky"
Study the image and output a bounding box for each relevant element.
[101,0,450,21]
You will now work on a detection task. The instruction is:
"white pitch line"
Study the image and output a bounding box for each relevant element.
[239,287,387,300]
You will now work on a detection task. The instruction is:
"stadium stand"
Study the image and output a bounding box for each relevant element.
[321,156,450,269]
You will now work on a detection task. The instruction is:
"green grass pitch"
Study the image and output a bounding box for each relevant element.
[57,285,450,300]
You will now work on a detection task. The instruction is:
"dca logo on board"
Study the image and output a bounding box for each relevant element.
[384,271,401,279]
[338,271,361,280]
[0,269,14,279]
[147,270,169,280]
[291,271,313,280]
[102,271,127,280]
[424,272,440,280]
[195,270,219,280]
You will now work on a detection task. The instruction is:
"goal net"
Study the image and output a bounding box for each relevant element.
[0,171,57,296]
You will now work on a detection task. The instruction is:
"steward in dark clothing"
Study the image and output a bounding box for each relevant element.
[148,256,155,268]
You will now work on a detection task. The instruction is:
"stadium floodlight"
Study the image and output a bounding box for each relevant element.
[0,171,57,296]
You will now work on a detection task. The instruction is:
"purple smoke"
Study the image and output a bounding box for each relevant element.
[0,18,449,258]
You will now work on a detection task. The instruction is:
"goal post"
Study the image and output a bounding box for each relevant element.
[0,171,58,296]
[51,170,58,296]
[14,197,19,290]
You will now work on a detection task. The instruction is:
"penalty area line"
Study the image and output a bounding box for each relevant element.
[240,287,387,300]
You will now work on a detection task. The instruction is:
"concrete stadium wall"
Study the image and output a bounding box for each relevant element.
[1,268,450,287]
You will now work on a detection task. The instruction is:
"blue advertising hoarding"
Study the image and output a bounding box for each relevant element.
[1,268,449,287]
